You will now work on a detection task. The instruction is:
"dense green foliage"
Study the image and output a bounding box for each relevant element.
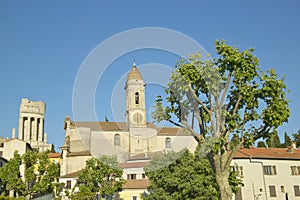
[152,40,290,200]
[143,150,219,200]
[0,151,25,196]
[266,132,282,148]
[292,130,300,147]
[284,132,292,147]
[74,155,125,199]
[0,150,60,198]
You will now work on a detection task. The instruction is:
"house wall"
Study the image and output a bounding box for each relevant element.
[3,139,29,160]
[232,158,300,200]
[65,155,91,175]
[119,189,146,200]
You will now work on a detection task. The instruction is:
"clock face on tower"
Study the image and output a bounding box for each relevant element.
[131,111,144,124]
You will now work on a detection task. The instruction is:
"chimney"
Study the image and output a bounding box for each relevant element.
[288,142,297,153]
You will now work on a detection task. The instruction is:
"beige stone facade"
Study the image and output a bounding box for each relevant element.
[17,98,52,152]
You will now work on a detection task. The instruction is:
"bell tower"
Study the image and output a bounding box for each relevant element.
[125,62,146,127]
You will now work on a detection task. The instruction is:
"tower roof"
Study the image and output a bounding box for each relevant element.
[127,62,142,80]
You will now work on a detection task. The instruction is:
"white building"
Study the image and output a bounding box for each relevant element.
[232,147,300,200]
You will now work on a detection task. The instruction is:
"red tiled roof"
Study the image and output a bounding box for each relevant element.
[157,127,186,136]
[123,179,150,189]
[120,161,149,168]
[234,148,300,160]
[71,122,129,131]
[48,152,61,158]
[71,121,191,137]
[128,152,163,161]
[68,151,91,157]
[59,170,82,178]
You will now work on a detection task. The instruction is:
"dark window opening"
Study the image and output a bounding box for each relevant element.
[66,180,71,189]
[294,185,300,196]
[114,134,120,146]
[127,174,137,180]
[135,92,139,104]
[165,137,171,149]
[263,165,277,175]
[269,185,276,197]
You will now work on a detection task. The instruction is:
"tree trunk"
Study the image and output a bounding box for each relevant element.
[208,153,233,200]
[215,170,232,200]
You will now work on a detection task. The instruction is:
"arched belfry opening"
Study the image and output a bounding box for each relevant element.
[135,92,139,104]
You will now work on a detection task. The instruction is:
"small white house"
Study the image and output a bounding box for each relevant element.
[232,147,300,200]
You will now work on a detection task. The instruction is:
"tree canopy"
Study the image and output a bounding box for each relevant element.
[74,155,125,199]
[152,40,290,200]
[0,150,60,199]
[143,150,219,200]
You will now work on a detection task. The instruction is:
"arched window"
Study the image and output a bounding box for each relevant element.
[114,134,120,146]
[135,92,139,104]
[165,137,171,149]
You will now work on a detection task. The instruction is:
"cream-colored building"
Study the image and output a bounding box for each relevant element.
[17,98,52,152]
[59,63,198,198]
[232,147,300,200]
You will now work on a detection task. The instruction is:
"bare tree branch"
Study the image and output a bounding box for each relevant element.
[220,72,231,108]
[188,83,211,115]
[167,119,184,128]
[224,141,243,170]
[232,95,242,115]
[181,120,203,142]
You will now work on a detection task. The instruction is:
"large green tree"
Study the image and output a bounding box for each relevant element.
[143,150,219,200]
[74,155,125,199]
[152,40,290,199]
[0,150,60,199]
[0,151,26,197]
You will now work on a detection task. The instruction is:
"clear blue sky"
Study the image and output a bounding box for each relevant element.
[0,1,299,150]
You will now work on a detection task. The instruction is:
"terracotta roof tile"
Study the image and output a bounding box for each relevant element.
[120,161,149,168]
[128,152,163,161]
[71,121,192,137]
[48,152,61,158]
[157,127,187,136]
[124,179,150,189]
[71,122,129,131]
[59,170,82,178]
[234,148,300,160]
[68,151,91,157]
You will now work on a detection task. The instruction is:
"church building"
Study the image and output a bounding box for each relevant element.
[59,62,198,180]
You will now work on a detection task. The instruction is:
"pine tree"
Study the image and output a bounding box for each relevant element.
[284,132,292,147]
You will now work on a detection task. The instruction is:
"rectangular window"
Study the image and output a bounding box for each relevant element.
[263,166,277,175]
[230,166,243,176]
[294,185,300,196]
[291,166,300,175]
[142,173,146,179]
[269,185,276,197]
[66,180,71,189]
[280,186,285,193]
[127,174,137,180]
[132,196,137,200]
